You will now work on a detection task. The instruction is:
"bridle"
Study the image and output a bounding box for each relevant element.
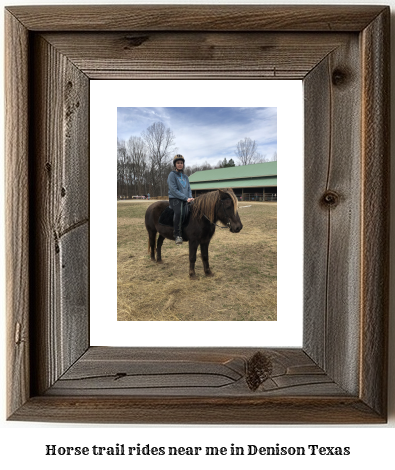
[200,198,233,229]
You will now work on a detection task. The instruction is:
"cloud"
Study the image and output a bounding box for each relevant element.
[117,107,277,166]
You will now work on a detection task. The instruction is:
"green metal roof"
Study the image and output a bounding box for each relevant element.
[190,177,277,190]
[189,161,277,183]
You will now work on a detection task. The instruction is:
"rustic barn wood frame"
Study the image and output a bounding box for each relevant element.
[5,5,390,424]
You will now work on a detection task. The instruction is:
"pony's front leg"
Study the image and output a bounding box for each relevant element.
[188,240,199,279]
[200,242,213,276]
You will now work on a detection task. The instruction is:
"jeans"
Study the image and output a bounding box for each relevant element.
[169,198,183,238]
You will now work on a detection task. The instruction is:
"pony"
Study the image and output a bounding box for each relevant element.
[144,189,243,279]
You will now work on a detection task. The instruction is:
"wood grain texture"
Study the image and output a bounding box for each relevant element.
[42,32,350,80]
[5,5,386,32]
[29,34,90,395]
[46,348,345,397]
[304,35,362,395]
[360,9,390,418]
[5,5,389,424]
[9,395,383,425]
[5,10,30,418]
[303,56,332,370]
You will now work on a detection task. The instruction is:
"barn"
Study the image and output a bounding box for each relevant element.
[189,161,277,202]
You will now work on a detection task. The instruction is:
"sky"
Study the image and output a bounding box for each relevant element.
[117,107,277,168]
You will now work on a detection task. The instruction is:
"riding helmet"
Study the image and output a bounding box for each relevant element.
[173,154,185,166]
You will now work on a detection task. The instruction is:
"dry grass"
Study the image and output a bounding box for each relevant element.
[117,200,277,321]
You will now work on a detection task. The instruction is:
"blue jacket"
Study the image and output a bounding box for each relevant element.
[168,170,192,201]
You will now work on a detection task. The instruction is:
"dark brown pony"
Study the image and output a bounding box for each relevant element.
[144,189,243,279]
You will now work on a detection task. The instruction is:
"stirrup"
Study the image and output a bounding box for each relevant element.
[175,236,183,245]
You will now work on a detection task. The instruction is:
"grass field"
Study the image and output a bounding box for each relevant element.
[117,200,277,321]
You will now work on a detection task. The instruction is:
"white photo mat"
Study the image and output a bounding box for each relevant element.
[90,80,303,347]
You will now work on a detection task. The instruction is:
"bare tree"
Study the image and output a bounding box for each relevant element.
[200,161,213,171]
[127,136,147,195]
[253,151,277,163]
[142,121,176,196]
[235,137,259,165]
[254,152,269,163]
[185,161,213,176]
[117,139,128,198]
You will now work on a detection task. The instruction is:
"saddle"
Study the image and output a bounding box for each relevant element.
[158,203,191,228]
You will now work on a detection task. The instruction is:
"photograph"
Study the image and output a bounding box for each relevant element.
[117,107,277,321]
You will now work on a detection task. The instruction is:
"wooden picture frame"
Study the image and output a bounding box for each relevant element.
[5,5,389,424]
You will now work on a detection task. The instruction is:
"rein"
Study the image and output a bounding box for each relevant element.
[203,214,230,229]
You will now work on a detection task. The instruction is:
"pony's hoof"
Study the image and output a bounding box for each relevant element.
[150,258,156,263]
[189,274,197,280]
[205,271,214,277]
[156,260,163,264]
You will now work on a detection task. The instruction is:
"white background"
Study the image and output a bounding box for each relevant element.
[1,0,394,469]
[90,79,303,347]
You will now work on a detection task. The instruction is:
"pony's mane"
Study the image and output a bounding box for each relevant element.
[192,189,238,222]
